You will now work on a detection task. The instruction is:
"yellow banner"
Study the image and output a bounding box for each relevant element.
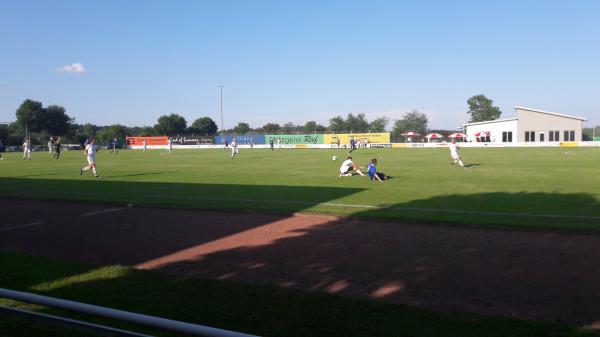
[294,144,308,149]
[324,133,390,144]
[392,143,408,148]
[560,142,579,147]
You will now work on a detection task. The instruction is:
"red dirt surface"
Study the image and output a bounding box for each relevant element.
[1,198,600,327]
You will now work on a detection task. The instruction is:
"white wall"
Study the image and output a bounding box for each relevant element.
[464,119,518,143]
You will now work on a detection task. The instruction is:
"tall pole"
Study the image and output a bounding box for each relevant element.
[219,85,224,136]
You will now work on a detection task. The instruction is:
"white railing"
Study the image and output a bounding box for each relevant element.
[0,288,260,337]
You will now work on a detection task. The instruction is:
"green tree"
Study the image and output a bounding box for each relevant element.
[393,110,428,135]
[190,117,218,135]
[368,117,389,132]
[43,105,74,136]
[95,124,126,144]
[262,123,281,133]
[328,116,345,133]
[467,94,502,122]
[303,121,326,133]
[154,113,187,135]
[0,124,8,144]
[82,123,100,139]
[15,99,45,132]
[345,113,369,132]
[138,126,156,136]
[281,122,298,133]
[233,122,251,134]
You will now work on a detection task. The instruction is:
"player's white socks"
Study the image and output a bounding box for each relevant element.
[92,168,97,175]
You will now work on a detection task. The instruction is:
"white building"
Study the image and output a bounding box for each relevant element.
[462,106,587,143]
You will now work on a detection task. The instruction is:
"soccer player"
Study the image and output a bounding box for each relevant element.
[80,138,101,178]
[48,137,54,154]
[339,156,365,177]
[230,138,238,159]
[142,139,147,152]
[448,138,465,168]
[348,137,356,153]
[269,139,274,151]
[0,139,5,160]
[53,138,62,159]
[22,137,31,160]
[168,138,172,154]
[367,159,388,182]
[276,138,281,151]
[111,138,119,153]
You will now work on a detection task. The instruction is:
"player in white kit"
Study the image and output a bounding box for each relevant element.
[80,138,101,178]
[230,139,238,159]
[48,137,54,154]
[22,137,31,160]
[339,156,365,177]
[448,138,465,168]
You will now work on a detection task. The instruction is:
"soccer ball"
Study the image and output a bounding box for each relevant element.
[332,156,337,161]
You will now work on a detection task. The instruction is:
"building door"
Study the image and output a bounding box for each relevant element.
[539,132,545,142]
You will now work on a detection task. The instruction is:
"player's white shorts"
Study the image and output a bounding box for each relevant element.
[87,155,96,165]
[231,148,238,154]
[451,153,460,160]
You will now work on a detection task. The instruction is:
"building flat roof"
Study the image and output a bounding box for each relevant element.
[462,117,518,127]
[514,106,587,121]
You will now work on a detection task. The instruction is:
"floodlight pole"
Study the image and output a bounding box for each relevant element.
[219,85,224,136]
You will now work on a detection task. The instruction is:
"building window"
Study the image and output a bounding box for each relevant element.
[540,133,545,142]
[563,130,576,141]
[525,131,535,142]
[549,130,559,142]
[502,131,513,142]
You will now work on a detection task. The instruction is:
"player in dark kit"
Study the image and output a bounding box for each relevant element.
[269,139,274,151]
[111,138,119,153]
[53,138,62,159]
[348,137,357,153]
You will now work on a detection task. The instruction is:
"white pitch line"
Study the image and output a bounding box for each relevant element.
[81,208,125,217]
[0,221,45,232]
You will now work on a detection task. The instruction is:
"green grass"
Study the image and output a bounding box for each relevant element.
[1,251,598,337]
[1,147,600,230]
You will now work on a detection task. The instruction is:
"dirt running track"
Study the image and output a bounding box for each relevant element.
[1,198,600,328]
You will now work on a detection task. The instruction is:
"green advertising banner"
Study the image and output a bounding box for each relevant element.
[265,134,324,145]
[594,137,600,141]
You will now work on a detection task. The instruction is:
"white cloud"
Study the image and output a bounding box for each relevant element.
[57,63,86,74]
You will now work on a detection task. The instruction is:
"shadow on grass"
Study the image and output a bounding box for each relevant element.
[2,178,600,336]
[0,177,363,214]
[2,251,597,337]
[125,192,600,329]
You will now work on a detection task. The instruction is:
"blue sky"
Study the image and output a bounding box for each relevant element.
[1,0,599,129]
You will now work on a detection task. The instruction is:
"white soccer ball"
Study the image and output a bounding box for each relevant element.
[332,156,338,161]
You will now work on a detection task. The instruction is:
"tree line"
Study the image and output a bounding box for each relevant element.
[0,95,503,145]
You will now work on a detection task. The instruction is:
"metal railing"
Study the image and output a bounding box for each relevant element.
[0,288,260,337]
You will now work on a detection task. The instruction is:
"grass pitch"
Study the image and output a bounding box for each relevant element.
[2,252,598,337]
[1,146,599,231]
